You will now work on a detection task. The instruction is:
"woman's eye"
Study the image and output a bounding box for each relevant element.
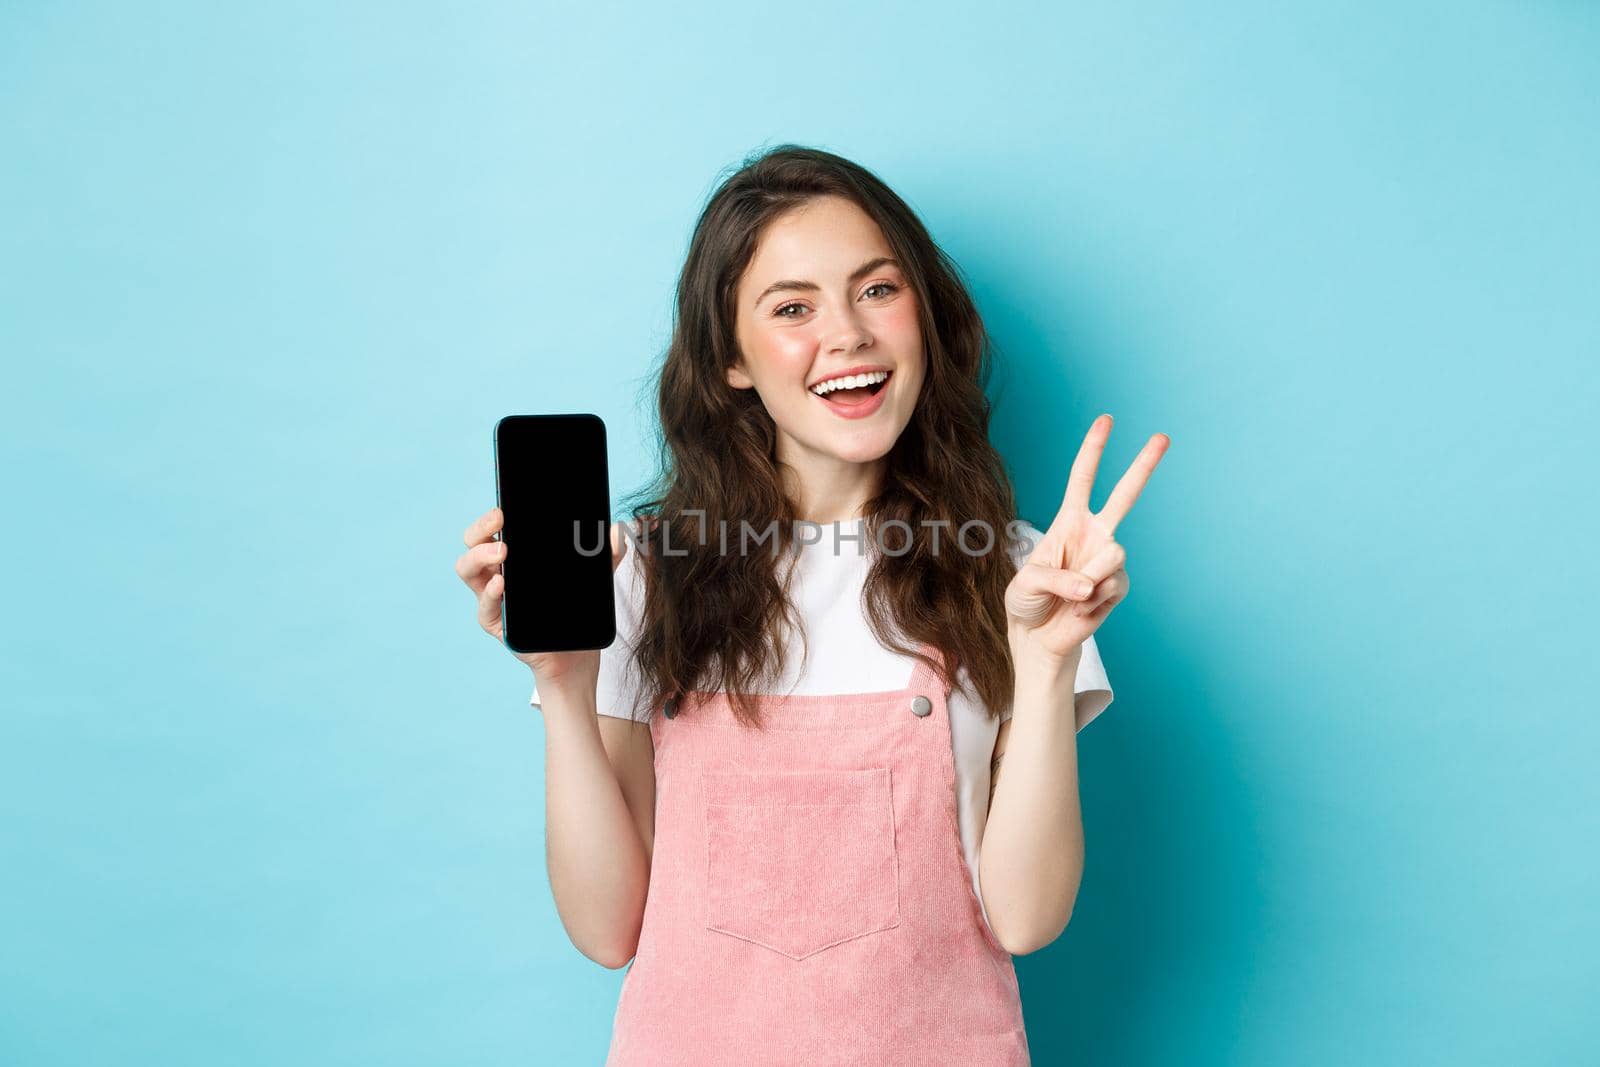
[772,282,898,319]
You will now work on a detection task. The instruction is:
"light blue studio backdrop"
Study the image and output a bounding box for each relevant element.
[2,3,1596,1065]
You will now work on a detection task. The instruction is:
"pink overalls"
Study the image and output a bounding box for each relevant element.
[605,643,1031,1066]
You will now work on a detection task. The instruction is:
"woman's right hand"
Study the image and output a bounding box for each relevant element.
[456,505,629,697]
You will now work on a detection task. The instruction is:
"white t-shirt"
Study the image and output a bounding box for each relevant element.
[529,517,1114,935]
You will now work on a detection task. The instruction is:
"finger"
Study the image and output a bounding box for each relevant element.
[1007,563,1099,628]
[454,538,504,583]
[464,506,504,548]
[1075,539,1127,585]
[1073,568,1129,617]
[455,539,506,591]
[1098,433,1170,534]
[1073,578,1116,617]
[476,571,505,636]
[1014,561,1099,603]
[1056,414,1112,524]
[1084,584,1127,624]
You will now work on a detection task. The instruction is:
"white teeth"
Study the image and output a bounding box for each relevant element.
[810,370,890,396]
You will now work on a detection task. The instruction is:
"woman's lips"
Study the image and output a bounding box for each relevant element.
[812,373,891,419]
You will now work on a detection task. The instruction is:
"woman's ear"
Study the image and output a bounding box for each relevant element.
[725,361,754,389]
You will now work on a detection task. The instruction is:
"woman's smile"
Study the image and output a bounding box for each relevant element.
[810,368,893,419]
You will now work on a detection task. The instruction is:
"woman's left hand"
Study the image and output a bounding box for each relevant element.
[1005,414,1170,674]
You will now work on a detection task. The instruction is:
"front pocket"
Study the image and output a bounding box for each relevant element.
[701,766,901,960]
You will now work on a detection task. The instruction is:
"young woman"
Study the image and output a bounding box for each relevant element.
[455,145,1168,1065]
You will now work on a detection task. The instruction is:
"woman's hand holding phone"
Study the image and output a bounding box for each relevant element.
[456,505,628,702]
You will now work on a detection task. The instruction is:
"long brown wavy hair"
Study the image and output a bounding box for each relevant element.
[617,144,1025,728]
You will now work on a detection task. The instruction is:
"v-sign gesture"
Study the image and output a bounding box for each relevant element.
[1005,414,1170,676]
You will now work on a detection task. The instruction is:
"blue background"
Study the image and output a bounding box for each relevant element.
[4,3,1596,1064]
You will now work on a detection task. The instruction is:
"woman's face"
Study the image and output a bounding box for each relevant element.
[730,195,926,504]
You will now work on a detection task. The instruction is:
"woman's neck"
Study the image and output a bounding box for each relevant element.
[779,453,885,526]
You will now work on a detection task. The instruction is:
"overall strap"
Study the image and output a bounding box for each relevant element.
[906,641,951,696]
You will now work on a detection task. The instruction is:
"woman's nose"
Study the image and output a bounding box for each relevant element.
[824,314,873,355]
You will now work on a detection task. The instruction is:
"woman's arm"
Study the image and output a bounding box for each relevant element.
[978,643,1085,957]
[986,414,1166,954]
[539,680,656,970]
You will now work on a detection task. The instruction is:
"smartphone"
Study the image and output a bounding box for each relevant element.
[492,413,617,654]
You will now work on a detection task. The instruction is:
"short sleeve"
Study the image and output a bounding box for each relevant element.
[1000,520,1116,731]
[529,518,651,722]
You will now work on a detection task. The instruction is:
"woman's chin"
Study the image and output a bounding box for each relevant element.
[776,416,903,469]
[823,434,897,466]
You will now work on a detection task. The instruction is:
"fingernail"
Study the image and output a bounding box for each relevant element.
[1075,580,1093,597]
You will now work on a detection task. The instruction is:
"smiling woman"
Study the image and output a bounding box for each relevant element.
[594,146,1147,1067]
[461,143,1162,1067]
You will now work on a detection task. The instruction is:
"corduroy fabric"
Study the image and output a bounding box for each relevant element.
[605,643,1030,1066]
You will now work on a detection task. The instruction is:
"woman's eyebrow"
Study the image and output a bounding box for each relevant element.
[753,256,899,308]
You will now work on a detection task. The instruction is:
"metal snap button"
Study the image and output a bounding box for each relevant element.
[910,695,932,718]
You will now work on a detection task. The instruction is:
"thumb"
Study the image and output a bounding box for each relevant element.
[1006,562,1096,627]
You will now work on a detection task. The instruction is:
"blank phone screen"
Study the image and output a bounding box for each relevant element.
[493,413,617,654]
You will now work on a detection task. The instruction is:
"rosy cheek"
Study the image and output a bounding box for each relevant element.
[765,334,817,377]
[736,335,808,397]
[882,297,920,338]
